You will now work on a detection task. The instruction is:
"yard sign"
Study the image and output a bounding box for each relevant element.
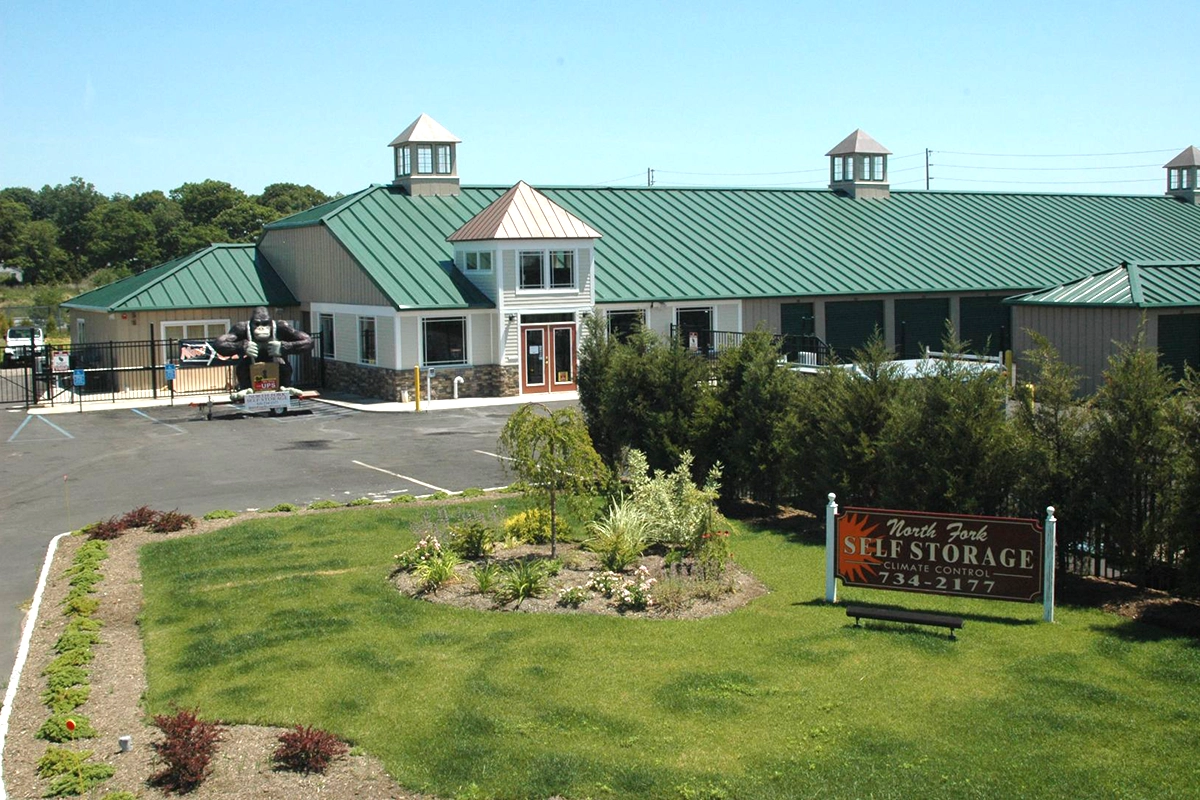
[824,494,1058,621]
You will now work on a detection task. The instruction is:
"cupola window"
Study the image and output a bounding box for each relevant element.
[417,145,434,174]
[436,145,452,175]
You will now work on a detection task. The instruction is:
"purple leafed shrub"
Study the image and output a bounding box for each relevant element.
[150,708,223,793]
[148,509,196,533]
[84,517,126,541]
[119,505,160,528]
[272,725,349,775]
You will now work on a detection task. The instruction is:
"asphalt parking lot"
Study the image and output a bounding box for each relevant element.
[0,396,574,686]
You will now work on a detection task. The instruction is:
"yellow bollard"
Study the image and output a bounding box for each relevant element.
[414,366,421,412]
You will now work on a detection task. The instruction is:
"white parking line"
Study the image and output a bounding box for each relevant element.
[351,460,450,494]
[132,408,186,434]
[474,449,513,462]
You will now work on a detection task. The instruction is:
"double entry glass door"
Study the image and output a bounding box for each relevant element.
[521,323,576,393]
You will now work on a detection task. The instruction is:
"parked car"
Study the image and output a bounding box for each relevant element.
[4,326,45,366]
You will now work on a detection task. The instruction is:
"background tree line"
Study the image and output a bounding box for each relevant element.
[0,177,334,285]
[579,316,1200,593]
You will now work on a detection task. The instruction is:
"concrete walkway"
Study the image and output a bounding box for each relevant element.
[27,389,578,415]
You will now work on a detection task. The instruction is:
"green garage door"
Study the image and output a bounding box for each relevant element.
[895,298,950,359]
[1158,314,1200,380]
[781,302,815,361]
[960,296,1011,355]
[825,300,884,361]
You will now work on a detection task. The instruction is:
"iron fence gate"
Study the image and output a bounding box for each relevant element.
[17,335,324,409]
[0,357,35,406]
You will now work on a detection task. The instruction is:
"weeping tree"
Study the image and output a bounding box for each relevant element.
[498,403,608,557]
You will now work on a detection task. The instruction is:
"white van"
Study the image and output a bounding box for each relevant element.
[4,326,45,366]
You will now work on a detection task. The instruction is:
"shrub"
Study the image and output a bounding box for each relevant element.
[43,663,88,691]
[414,550,461,593]
[63,595,99,617]
[149,509,196,533]
[119,505,160,528]
[472,562,501,594]
[308,499,341,510]
[203,509,238,520]
[697,530,732,581]
[557,585,589,608]
[692,578,734,602]
[83,516,126,541]
[460,487,485,498]
[101,793,138,800]
[429,491,449,501]
[272,724,349,775]
[391,495,415,504]
[38,713,96,742]
[448,518,495,559]
[346,497,375,506]
[587,499,649,572]
[625,449,722,553]
[653,578,690,614]
[505,508,552,544]
[54,626,100,653]
[497,560,551,608]
[37,747,115,796]
[267,502,299,513]
[41,684,90,714]
[150,708,224,793]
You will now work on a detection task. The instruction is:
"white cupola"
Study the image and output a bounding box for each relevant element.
[389,113,461,197]
[1164,146,1199,205]
[826,129,891,200]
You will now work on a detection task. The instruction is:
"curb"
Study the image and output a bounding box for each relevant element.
[0,531,71,800]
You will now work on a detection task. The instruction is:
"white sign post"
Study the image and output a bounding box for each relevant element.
[825,493,838,603]
[1044,506,1057,622]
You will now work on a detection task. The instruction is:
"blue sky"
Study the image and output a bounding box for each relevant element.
[2,0,1197,198]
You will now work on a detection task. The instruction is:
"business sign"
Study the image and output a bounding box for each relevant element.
[836,506,1044,603]
[178,340,233,367]
[51,351,71,372]
[244,391,289,411]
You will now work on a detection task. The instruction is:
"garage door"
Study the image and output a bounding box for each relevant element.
[895,298,950,359]
[960,297,1011,355]
[825,300,884,361]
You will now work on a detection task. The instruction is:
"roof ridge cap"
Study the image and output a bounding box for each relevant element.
[1124,261,1144,305]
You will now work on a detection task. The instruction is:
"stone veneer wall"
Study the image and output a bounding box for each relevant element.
[324,360,520,401]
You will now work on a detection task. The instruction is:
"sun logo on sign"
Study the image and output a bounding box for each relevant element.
[837,512,884,583]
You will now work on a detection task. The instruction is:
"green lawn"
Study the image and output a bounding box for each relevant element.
[139,501,1200,799]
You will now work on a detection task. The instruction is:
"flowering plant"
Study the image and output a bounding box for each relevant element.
[394,536,443,572]
[557,585,589,608]
[586,571,623,598]
[616,566,656,611]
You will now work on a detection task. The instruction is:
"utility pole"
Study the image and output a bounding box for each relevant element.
[647,168,655,187]
[925,149,931,190]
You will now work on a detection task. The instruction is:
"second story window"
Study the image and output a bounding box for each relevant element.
[396,147,411,176]
[436,145,452,175]
[518,249,578,291]
[417,145,433,174]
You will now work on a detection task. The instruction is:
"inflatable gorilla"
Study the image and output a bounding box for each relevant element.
[214,307,313,396]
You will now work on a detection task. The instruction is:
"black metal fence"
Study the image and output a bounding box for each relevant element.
[7,336,324,409]
[668,326,832,367]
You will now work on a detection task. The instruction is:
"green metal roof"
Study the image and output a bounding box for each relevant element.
[264,185,1200,308]
[63,244,298,312]
[1007,261,1200,308]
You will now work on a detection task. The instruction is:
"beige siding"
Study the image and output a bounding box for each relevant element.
[502,318,520,366]
[470,313,497,365]
[1012,306,1143,394]
[70,306,284,345]
[742,298,778,333]
[400,316,421,368]
[455,248,499,302]
[376,315,396,368]
[259,227,390,306]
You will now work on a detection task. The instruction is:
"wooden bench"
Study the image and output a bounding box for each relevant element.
[845,605,964,640]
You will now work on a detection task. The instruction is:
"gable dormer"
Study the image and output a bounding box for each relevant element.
[1165,146,1199,205]
[390,114,461,197]
[827,129,891,200]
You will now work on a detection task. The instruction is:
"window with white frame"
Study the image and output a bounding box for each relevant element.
[518,248,577,291]
[465,251,492,272]
[359,317,376,365]
[417,145,433,174]
[318,313,334,358]
[397,147,411,177]
[162,319,228,364]
[607,310,644,342]
[423,317,466,365]
[436,144,452,175]
[76,318,86,345]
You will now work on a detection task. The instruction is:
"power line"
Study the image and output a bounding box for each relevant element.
[935,176,1161,186]
[935,162,1162,172]
[936,147,1179,158]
